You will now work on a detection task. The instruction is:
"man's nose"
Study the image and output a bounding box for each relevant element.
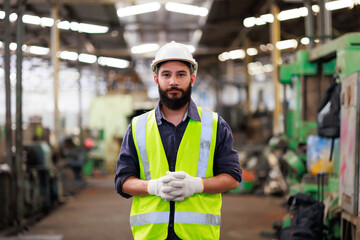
[169,75,179,85]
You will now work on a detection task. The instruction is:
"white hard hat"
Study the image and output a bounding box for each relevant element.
[151,41,198,76]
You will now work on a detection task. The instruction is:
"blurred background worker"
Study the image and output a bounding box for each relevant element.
[115,41,242,240]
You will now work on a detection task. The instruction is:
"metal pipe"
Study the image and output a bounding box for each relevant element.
[77,34,83,146]
[270,4,282,135]
[304,0,315,49]
[51,4,60,152]
[319,0,332,43]
[245,38,252,114]
[15,0,25,231]
[4,0,12,167]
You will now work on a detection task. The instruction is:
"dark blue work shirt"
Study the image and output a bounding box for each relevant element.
[114,99,242,239]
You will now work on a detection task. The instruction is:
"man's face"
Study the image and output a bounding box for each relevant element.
[154,61,196,110]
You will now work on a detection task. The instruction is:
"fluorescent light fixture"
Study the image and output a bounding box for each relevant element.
[263,64,274,73]
[260,44,268,52]
[266,43,274,51]
[70,22,79,31]
[23,14,41,25]
[131,43,159,54]
[78,23,109,34]
[277,7,308,21]
[0,11,5,20]
[98,57,130,69]
[246,48,258,56]
[276,39,298,50]
[41,17,54,27]
[229,49,245,59]
[186,45,196,54]
[243,17,256,28]
[117,2,161,17]
[165,2,209,17]
[59,51,78,61]
[255,18,266,26]
[10,42,17,51]
[312,5,320,13]
[326,0,353,11]
[218,52,230,62]
[79,53,97,64]
[9,13,18,22]
[0,41,3,48]
[260,14,274,23]
[29,46,50,55]
[58,21,71,30]
[300,37,310,45]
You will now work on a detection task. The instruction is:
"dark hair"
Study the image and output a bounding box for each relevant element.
[155,60,194,75]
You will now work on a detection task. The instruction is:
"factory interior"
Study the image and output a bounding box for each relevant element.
[1,0,360,239]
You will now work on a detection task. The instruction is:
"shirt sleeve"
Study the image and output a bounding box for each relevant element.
[213,116,242,182]
[114,123,140,198]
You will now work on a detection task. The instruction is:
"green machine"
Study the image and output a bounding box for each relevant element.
[278,33,360,239]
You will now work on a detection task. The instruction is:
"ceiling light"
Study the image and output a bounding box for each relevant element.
[40,17,54,27]
[22,14,41,25]
[79,53,97,64]
[266,43,274,51]
[59,51,78,61]
[58,21,71,30]
[260,45,267,52]
[246,48,258,56]
[243,17,256,28]
[98,57,130,69]
[300,37,310,45]
[260,14,274,23]
[9,13,18,22]
[255,18,266,26]
[277,7,308,21]
[9,43,17,51]
[229,49,245,59]
[165,2,209,17]
[28,46,50,55]
[218,52,230,62]
[0,11,5,20]
[276,39,298,50]
[131,43,159,54]
[117,2,161,17]
[326,0,354,11]
[78,23,109,34]
[312,5,320,13]
[70,22,79,31]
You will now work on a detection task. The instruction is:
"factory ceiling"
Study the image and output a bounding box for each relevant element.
[1,0,360,74]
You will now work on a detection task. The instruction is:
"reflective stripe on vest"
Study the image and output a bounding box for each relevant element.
[135,109,214,178]
[135,111,151,180]
[130,211,220,227]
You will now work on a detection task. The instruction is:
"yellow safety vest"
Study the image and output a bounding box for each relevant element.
[130,107,221,240]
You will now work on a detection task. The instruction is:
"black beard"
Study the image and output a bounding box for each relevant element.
[158,83,192,110]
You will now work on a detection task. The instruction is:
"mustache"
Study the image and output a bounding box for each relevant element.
[165,87,185,93]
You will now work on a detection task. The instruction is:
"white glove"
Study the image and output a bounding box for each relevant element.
[148,175,181,201]
[166,171,203,199]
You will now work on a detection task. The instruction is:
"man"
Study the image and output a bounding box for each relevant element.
[115,41,242,240]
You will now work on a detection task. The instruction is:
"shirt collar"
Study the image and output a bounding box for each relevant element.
[155,98,201,125]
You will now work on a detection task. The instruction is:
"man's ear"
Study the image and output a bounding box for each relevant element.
[190,74,196,87]
[154,74,159,86]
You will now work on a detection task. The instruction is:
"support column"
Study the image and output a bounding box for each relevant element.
[4,0,12,166]
[15,0,25,231]
[51,4,60,152]
[245,38,252,113]
[270,4,282,135]
[319,0,332,43]
[304,0,316,49]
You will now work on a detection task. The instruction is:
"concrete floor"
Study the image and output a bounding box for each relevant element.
[3,175,287,240]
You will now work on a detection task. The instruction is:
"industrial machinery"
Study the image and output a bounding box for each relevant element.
[278,32,360,239]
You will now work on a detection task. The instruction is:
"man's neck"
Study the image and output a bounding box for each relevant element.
[160,102,189,127]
